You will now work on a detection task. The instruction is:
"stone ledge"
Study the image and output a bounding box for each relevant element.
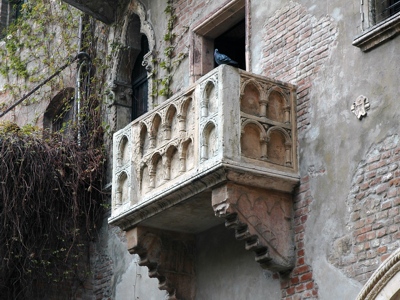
[353,13,400,52]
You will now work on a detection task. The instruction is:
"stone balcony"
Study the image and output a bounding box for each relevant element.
[109,65,299,298]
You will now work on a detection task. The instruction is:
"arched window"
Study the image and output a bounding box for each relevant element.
[131,34,149,120]
[43,88,75,134]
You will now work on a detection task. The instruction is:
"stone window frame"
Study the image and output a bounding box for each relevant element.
[189,0,249,83]
[353,0,400,51]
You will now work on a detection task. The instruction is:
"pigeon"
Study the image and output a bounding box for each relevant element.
[214,49,238,66]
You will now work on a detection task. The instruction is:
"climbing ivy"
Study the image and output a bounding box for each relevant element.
[151,0,188,98]
[0,0,107,299]
[0,0,80,102]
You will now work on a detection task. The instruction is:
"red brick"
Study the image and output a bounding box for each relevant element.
[286,286,295,296]
[377,246,387,254]
[305,281,314,289]
[293,264,310,275]
[295,283,306,292]
[299,272,313,283]
[290,276,299,285]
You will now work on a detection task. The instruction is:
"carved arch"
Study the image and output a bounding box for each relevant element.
[356,247,400,300]
[266,87,290,123]
[163,104,178,140]
[139,122,149,157]
[178,96,193,132]
[165,144,180,180]
[140,163,151,193]
[201,79,218,117]
[179,138,194,172]
[115,171,129,207]
[240,79,263,116]
[241,120,267,159]
[150,152,163,188]
[149,113,162,149]
[201,121,218,161]
[266,127,292,166]
[117,135,130,167]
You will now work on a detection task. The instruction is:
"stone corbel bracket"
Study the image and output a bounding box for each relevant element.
[212,182,295,272]
[126,227,196,300]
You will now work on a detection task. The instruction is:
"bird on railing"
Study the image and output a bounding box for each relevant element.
[214,49,238,66]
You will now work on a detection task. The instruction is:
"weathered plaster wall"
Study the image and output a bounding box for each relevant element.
[195,224,281,300]
[91,216,167,300]
[274,1,400,300]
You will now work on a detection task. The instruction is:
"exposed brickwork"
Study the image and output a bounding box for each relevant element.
[331,135,400,284]
[261,2,338,133]
[172,0,207,59]
[278,175,319,300]
[91,220,117,300]
[261,3,338,299]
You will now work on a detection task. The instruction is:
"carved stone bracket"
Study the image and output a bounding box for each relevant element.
[211,182,295,272]
[126,226,196,300]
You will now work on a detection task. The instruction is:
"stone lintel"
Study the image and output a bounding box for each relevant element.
[211,182,295,272]
[126,226,196,300]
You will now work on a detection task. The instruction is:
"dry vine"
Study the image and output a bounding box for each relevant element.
[0,115,105,298]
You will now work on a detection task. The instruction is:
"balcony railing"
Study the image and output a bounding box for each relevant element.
[109,65,298,232]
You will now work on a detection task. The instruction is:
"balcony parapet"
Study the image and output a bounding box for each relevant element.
[110,65,298,228]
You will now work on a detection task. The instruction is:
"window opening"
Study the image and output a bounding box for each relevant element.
[131,34,149,120]
[52,96,74,132]
[214,19,245,70]
[372,0,400,24]
[191,0,246,81]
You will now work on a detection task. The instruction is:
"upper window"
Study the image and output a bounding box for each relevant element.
[0,0,23,39]
[191,0,246,82]
[353,0,400,51]
[371,0,400,25]
[131,34,149,120]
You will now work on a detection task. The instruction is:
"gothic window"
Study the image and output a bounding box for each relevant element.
[0,0,23,39]
[131,34,149,120]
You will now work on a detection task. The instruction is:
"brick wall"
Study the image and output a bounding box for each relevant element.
[261,3,338,299]
[261,2,338,133]
[330,135,400,283]
[277,175,319,300]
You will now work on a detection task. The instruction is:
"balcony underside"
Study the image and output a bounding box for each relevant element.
[109,162,299,232]
[62,0,129,24]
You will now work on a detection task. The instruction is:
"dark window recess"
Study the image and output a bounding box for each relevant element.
[0,0,23,38]
[131,35,149,120]
[372,0,400,24]
[52,96,74,132]
[214,19,246,70]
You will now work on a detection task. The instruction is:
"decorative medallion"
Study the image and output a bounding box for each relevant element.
[351,95,370,120]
